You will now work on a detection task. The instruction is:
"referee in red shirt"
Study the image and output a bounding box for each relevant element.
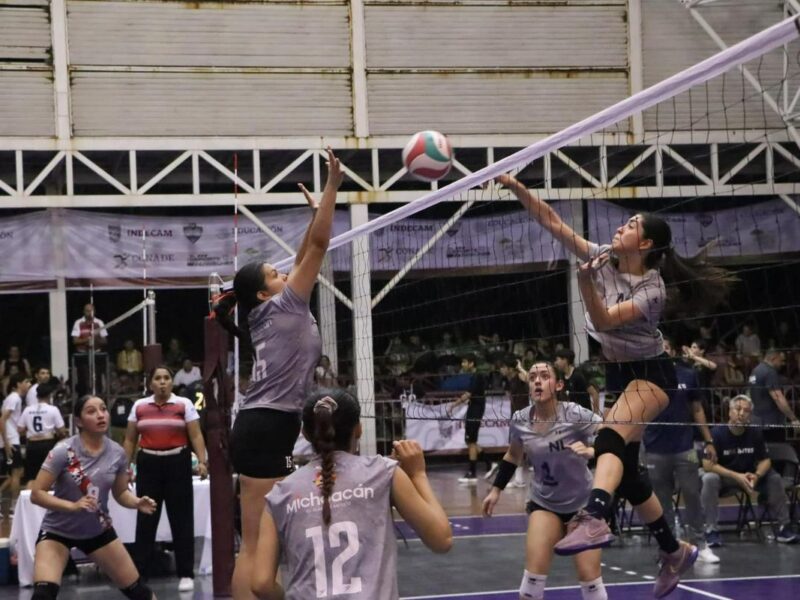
[123,365,207,593]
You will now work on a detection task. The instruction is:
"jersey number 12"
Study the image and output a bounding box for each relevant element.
[306,521,362,597]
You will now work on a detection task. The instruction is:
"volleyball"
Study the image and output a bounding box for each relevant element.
[402,130,454,182]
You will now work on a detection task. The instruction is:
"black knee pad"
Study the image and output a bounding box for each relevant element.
[618,463,653,506]
[32,581,60,600]
[121,579,153,600]
[593,428,626,461]
[622,441,642,474]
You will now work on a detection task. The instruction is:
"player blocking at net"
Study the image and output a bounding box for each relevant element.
[497,173,735,598]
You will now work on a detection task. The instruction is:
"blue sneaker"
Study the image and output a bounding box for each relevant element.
[777,526,799,544]
[705,529,722,548]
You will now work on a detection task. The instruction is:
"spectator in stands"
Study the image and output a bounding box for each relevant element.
[1,372,30,511]
[314,355,338,388]
[25,366,52,409]
[644,338,719,564]
[173,358,202,391]
[0,345,31,380]
[554,348,600,414]
[773,320,796,351]
[748,349,800,442]
[452,354,488,484]
[698,322,716,348]
[435,331,460,374]
[701,394,798,545]
[116,339,143,376]
[164,337,188,372]
[384,336,411,377]
[407,334,430,363]
[522,347,538,371]
[479,332,508,363]
[1,364,21,397]
[735,323,761,372]
[682,340,717,404]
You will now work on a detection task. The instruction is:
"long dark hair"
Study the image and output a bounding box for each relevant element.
[302,388,361,526]
[212,261,267,347]
[640,214,736,313]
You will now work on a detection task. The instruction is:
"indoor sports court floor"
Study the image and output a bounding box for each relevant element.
[0,464,797,599]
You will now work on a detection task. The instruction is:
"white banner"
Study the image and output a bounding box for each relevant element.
[403,395,511,453]
[589,198,800,257]
[0,211,56,282]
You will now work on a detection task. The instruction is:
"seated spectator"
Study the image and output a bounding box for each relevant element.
[314,355,338,388]
[164,337,188,372]
[478,332,507,363]
[701,394,798,546]
[735,324,761,373]
[521,347,538,371]
[0,345,31,380]
[116,339,143,375]
[407,334,431,363]
[173,358,202,390]
[385,336,411,377]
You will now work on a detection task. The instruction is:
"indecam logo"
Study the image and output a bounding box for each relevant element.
[286,484,375,514]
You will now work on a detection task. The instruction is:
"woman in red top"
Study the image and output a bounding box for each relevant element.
[123,366,207,594]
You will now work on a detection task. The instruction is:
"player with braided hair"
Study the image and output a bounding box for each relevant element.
[498,173,736,597]
[251,388,452,600]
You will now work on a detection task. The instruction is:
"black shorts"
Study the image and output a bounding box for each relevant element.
[526,500,576,524]
[2,445,22,475]
[36,527,118,555]
[230,407,301,478]
[605,354,677,397]
[464,401,486,444]
[25,439,57,482]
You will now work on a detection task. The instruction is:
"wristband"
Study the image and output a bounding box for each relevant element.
[492,460,518,490]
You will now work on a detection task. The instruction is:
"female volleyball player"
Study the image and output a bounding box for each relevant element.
[498,173,734,597]
[251,388,452,599]
[213,147,342,599]
[483,362,605,600]
[29,396,157,600]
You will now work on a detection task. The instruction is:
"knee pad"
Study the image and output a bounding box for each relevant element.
[121,579,153,600]
[32,582,60,600]
[618,463,653,506]
[519,570,546,600]
[622,442,642,474]
[593,428,626,462]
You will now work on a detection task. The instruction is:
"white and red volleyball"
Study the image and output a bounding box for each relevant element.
[401,130,454,182]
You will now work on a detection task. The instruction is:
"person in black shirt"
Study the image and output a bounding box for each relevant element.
[554,349,600,414]
[701,394,798,545]
[453,354,487,484]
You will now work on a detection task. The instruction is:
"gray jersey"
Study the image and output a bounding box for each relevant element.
[266,452,398,600]
[585,242,665,361]
[40,435,129,539]
[510,402,601,514]
[243,284,322,413]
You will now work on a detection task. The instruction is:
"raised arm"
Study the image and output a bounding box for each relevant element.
[287,147,343,302]
[496,173,590,260]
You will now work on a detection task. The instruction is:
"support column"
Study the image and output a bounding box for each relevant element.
[568,200,589,364]
[317,257,339,373]
[49,208,69,379]
[350,204,376,455]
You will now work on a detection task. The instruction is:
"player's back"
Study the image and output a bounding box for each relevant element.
[266,451,399,599]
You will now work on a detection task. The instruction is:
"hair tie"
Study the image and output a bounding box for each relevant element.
[314,396,338,414]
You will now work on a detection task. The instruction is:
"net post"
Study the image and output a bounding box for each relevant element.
[203,316,235,597]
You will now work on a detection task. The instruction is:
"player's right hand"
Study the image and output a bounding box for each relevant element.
[482,488,500,517]
[72,495,98,513]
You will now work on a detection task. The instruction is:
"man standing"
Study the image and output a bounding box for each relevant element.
[554,348,600,414]
[748,349,800,442]
[701,394,798,545]
[71,303,108,395]
[24,366,51,408]
[454,354,487,484]
[644,338,720,563]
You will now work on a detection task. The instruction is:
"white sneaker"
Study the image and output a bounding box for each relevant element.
[696,546,720,564]
[484,462,499,480]
[178,577,195,592]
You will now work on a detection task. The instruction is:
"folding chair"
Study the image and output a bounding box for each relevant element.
[764,443,800,528]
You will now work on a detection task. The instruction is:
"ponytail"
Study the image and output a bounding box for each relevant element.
[212,292,251,347]
[660,246,737,314]
[302,389,361,527]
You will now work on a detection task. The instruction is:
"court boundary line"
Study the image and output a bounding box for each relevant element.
[399,574,800,599]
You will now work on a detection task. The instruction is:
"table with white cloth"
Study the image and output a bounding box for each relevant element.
[9,478,212,586]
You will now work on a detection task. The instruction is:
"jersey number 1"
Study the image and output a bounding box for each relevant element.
[306,521,362,597]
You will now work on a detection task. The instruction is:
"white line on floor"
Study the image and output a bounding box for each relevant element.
[676,583,734,600]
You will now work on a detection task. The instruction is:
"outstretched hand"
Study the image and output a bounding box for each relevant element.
[324,147,344,190]
[297,183,319,210]
[577,249,611,280]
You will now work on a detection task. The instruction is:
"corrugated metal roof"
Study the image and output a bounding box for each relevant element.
[0,6,51,62]
[71,71,353,136]
[642,0,789,131]
[0,70,55,136]
[367,72,629,135]
[67,1,351,68]
[365,5,627,68]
